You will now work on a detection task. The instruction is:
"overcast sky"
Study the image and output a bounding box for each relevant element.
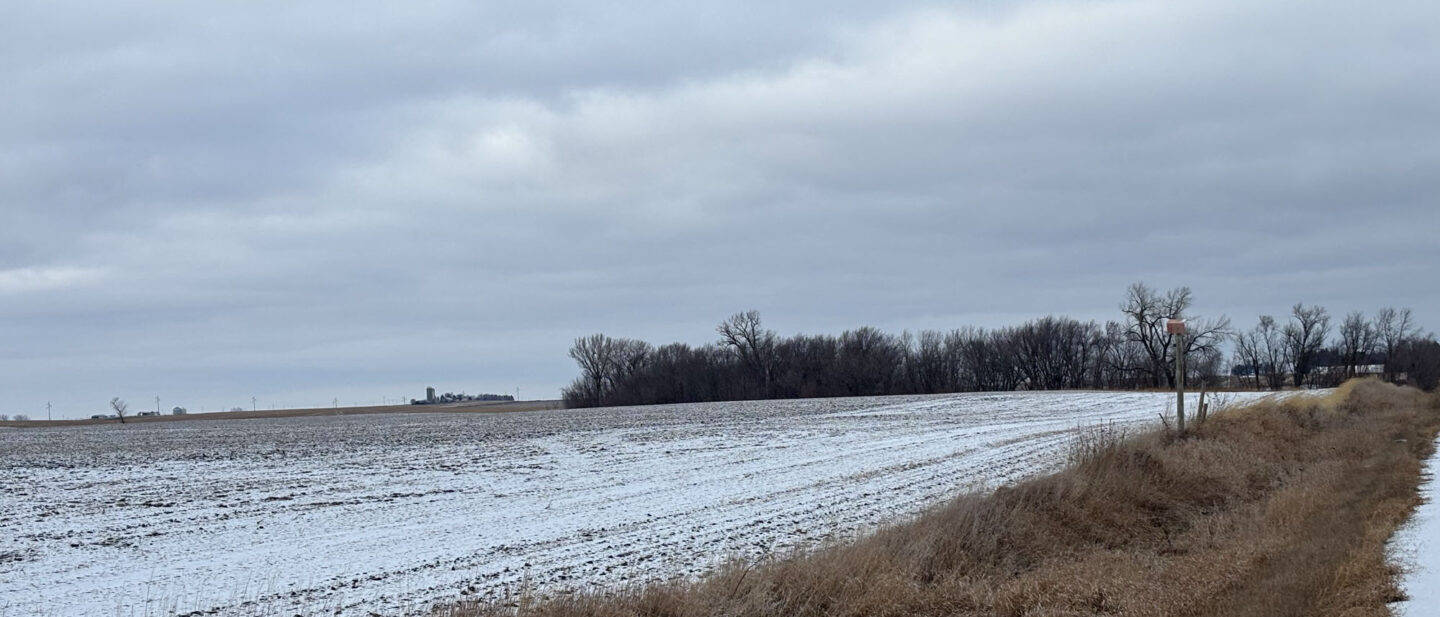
[3,0,1437,417]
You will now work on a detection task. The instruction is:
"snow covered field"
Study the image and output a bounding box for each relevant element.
[1,391,1286,617]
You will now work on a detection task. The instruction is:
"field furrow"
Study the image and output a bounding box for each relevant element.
[0,391,1290,617]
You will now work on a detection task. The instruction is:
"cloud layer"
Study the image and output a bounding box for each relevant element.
[3,0,1437,416]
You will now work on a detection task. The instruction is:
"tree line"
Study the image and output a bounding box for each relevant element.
[562,283,1437,408]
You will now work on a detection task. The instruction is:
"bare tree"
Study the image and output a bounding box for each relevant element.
[1119,283,1186,387]
[1376,307,1418,382]
[836,326,902,396]
[1180,315,1232,371]
[567,334,616,407]
[912,330,951,393]
[1338,311,1379,379]
[717,310,778,398]
[563,334,656,407]
[1283,304,1330,388]
[1119,283,1228,387]
[609,338,653,393]
[1254,315,1288,389]
[1100,320,1146,389]
[957,328,1022,392]
[1009,316,1102,390]
[950,327,993,391]
[1232,324,1265,389]
[1239,322,1283,389]
[1187,346,1226,388]
[110,397,129,424]
[12,414,29,421]
[1392,336,1440,390]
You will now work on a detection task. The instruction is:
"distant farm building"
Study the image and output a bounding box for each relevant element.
[411,387,514,405]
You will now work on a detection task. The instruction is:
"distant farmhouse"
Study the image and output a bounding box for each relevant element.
[411,386,514,405]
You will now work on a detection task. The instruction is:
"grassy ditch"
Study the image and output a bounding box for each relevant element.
[444,380,1439,617]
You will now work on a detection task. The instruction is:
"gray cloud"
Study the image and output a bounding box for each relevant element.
[2,0,1438,416]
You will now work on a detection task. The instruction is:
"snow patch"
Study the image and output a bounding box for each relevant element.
[1390,437,1440,617]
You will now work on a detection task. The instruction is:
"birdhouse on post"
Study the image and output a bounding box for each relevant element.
[1168,318,1187,432]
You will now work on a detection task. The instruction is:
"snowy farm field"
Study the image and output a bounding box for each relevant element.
[1,391,1288,617]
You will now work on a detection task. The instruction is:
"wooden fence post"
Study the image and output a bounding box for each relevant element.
[1197,382,1208,424]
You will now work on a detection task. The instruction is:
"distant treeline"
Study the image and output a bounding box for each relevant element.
[562,283,1438,408]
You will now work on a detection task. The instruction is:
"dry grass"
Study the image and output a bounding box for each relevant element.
[444,380,1439,617]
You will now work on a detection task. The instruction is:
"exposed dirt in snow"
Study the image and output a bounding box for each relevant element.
[0,391,1287,617]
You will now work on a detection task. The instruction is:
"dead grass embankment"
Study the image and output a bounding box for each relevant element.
[446,380,1440,617]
